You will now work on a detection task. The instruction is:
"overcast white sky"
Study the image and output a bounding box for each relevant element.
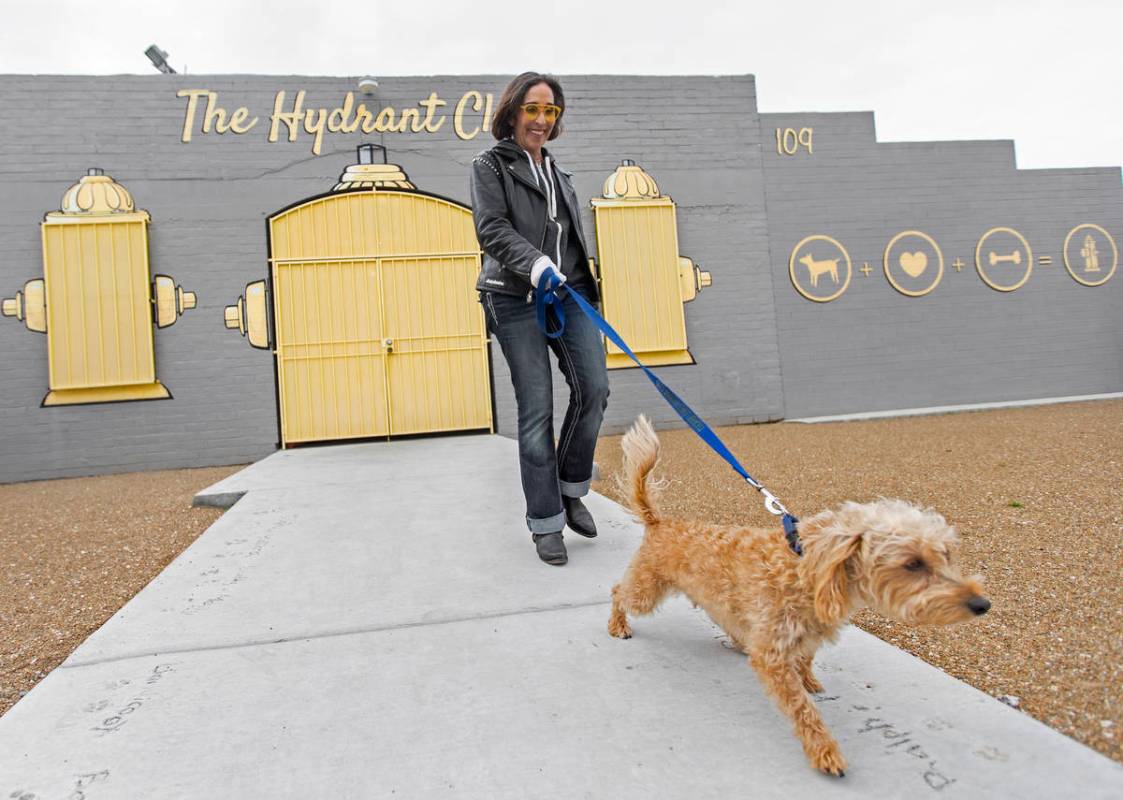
[1,0,1119,173]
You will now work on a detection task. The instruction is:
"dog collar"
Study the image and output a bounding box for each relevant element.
[782,513,803,557]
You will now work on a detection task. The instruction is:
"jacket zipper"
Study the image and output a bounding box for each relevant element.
[543,157,564,273]
[537,177,549,266]
[506,156,563,303]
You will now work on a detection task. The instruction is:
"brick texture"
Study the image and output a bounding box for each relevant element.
[760,111,1123,417]
[0,75,1118,482]
[0,75,782,482]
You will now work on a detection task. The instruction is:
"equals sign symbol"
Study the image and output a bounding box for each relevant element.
[1038,256,1053,265]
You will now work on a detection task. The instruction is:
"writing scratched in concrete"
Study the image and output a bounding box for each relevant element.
[182,530,277,614]
[69,770,111,799]
[974,745,1009,762]
[87,664,174,738]
[858,716,956,791]
[8,770,114,800]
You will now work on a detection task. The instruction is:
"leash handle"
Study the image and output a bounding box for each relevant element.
[535,271,566,339]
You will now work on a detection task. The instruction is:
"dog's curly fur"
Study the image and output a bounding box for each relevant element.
[608,416,989,776]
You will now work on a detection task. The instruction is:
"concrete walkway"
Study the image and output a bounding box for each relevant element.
[2,434,1120,799]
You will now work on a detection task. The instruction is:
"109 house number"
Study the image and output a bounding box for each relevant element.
[776,127,813,155]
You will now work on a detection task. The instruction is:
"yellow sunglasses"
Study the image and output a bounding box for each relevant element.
[520,103,562,122]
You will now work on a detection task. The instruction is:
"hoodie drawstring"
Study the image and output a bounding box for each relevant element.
[524,149,564,271]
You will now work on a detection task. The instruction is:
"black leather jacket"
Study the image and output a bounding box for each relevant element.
[471,139,599,300]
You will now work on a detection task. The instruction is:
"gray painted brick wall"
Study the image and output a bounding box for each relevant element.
[760,111,1122,418]
[0,74,783,482]
[2,75,1119,483]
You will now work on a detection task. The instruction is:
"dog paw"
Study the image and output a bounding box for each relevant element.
[811,745,848,777]
[608,618,633,639]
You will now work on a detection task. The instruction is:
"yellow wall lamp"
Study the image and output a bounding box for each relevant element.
[1,169,196,406]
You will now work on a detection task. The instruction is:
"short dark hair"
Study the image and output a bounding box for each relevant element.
[491,72,565,141]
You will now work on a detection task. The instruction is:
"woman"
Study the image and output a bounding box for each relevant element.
[471,72,609,566]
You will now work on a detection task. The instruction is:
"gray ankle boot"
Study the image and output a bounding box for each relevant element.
[562,496,597,538]
[532,532,568,565]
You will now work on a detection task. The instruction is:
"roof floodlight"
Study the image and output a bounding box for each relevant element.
[145,45,177,74]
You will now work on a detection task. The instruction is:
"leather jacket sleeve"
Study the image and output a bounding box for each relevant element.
[470,153,545,281]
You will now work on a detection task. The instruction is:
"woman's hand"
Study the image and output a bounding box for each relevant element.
[531,257,566,289]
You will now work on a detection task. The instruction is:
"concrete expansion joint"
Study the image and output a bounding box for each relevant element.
[59,598,613,671]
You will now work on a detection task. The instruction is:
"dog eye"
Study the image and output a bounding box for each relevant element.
[904,559,926,572]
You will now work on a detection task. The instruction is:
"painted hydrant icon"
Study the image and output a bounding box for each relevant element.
[1,168,195,406]
[1080,234,1101,273]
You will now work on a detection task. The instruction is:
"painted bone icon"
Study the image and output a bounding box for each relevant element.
[988,250,1022,266]
[799,252,840,287]
[899,251,928,277]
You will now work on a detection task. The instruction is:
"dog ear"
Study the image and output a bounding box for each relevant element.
[804,528,862,626]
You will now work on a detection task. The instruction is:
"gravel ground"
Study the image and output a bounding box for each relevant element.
[1,401,1119,765]
[0,465,239,717]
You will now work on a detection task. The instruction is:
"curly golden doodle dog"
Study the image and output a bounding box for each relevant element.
[608,416,990,776]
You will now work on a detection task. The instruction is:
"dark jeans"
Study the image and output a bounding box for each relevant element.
[482,288,610,534]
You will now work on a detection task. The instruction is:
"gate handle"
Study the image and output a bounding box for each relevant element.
[383,338,394,353]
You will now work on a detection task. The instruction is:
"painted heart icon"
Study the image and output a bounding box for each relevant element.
[899,251,928,278]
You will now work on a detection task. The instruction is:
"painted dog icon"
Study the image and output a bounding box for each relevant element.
[799,253,840,287]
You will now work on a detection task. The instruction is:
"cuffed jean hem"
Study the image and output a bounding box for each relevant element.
[559,478,591,497]
[526,510,566,534]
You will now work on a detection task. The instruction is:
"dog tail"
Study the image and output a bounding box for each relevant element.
[619,415,662,527]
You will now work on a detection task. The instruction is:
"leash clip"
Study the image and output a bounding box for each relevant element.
[744,477,788,516]
[761,489,789,517]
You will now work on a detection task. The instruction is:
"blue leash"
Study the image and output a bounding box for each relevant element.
[535,273,802,555]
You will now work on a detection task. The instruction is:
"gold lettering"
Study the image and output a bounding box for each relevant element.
[454,91,484,140]
[782,128,798,155]
[374,106,396,132]
[398,108,421,133]
[798,127,813,154]
[327,92,355,133]
[357,104,378,134]
[269,90,306,143]
[353,103,374,134]
[777,126,813,156]
[229,106,258,134]
[418,92,446,133]
[177,89,211,142]
[304,107,328,155]
[203,92,229,133]
[180,87,491,146]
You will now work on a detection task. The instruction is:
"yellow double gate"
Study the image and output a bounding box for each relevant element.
[268,190,492,445]
[220,153,708,447]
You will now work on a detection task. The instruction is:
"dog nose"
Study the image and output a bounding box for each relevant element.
[966,596,991,616]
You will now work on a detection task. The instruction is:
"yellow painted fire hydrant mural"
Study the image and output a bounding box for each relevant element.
[593,160,711,368]
[1,168,195,406]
